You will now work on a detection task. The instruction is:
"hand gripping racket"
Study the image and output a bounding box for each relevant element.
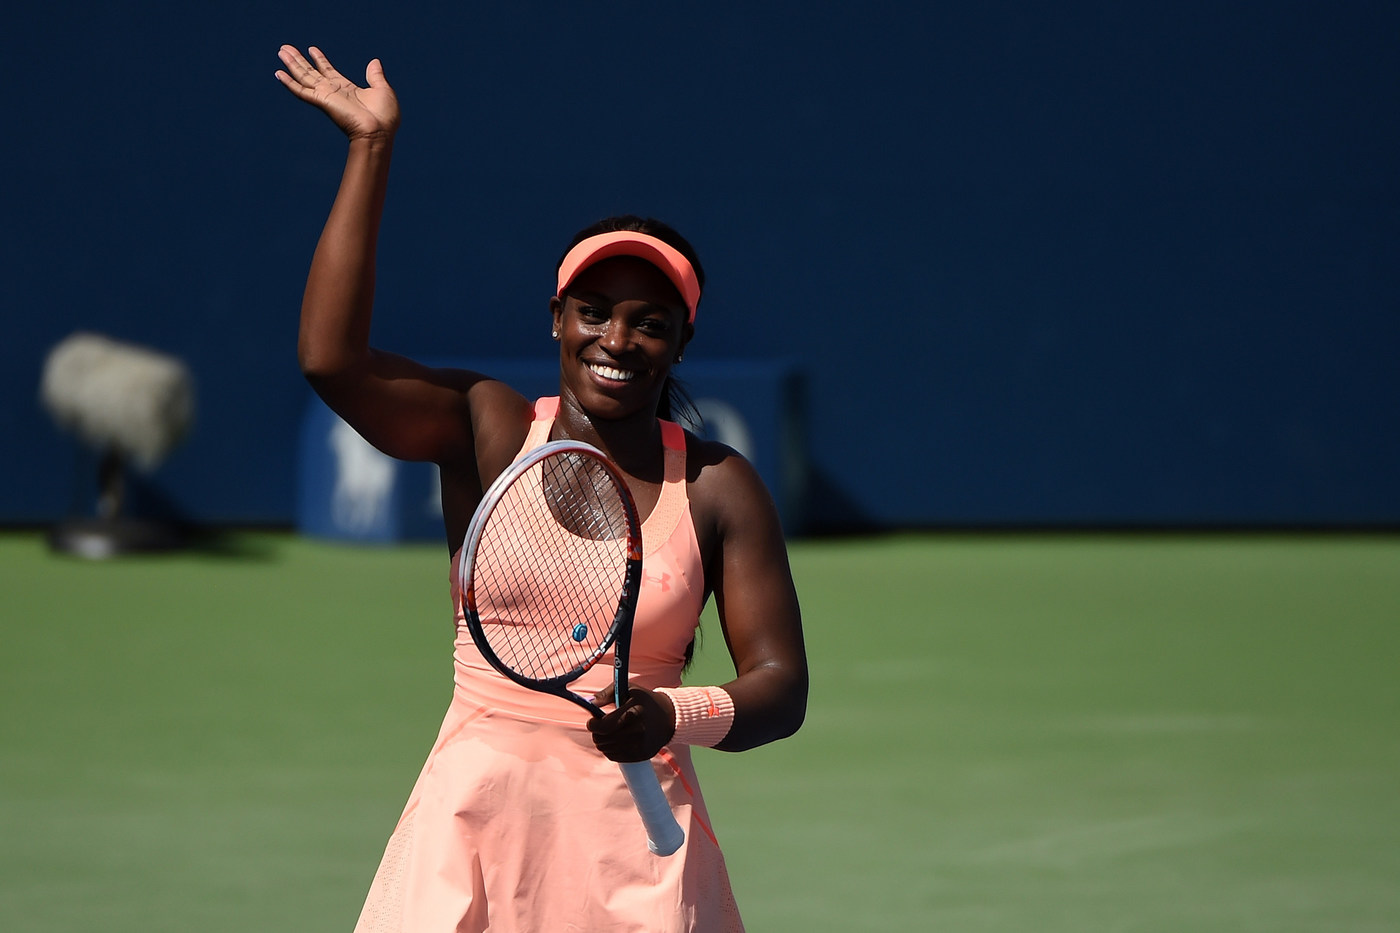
[458,439,685,857]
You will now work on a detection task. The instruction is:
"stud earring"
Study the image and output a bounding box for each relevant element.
[552,330,559,339]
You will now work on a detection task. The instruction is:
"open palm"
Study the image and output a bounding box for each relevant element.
[276,46,400,139]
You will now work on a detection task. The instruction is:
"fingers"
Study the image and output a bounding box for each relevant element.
[275,45,352,92]
[587,703,645,760]
[307,46,347,82]
[276,45,318,86]
[587,688,674,762]
[366,58,389,89]
[274,47,325,104]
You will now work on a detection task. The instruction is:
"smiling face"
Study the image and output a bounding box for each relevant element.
[550,256,693,422]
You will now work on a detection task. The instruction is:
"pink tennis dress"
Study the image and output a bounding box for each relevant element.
[352,397,743,932]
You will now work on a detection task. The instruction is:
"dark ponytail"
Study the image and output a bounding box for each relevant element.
[657,373,700,427]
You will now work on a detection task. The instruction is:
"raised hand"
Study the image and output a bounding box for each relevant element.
[275,46,400,140]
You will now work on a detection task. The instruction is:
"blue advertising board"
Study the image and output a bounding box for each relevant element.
[296,360,804,543]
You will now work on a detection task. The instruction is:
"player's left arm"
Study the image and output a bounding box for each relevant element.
[588,444,807,760]
[699,448,808,752]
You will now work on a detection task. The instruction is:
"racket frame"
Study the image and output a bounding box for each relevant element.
[459,439,642,716]
[457,439,683,856]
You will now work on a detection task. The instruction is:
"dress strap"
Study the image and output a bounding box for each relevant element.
[519,396,560,454]
[659,419,686,455]
[642,419,689,557]
[533,396,561,420]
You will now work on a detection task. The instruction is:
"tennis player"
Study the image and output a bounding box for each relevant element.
[276,46,808,932]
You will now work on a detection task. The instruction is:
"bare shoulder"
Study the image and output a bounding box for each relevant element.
[683,433,783,557]
[463,378,535,478]
[437,378,535,547]
[684,433,764,492]
[465,377,533,430]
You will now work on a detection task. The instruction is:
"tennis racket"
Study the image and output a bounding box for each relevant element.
[458,439,685,857]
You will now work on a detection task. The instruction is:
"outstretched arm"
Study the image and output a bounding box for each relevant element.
[276,47,505,467]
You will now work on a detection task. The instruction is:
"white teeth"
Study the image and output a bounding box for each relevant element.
[588,362,636,382]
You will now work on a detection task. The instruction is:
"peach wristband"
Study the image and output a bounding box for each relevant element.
[655,686,735,747]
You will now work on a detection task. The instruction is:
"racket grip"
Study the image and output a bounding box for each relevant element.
[619,760,685,856]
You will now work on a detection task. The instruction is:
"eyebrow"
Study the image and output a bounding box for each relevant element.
[569,291,674,316]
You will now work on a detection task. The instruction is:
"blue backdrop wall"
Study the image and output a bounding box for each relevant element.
[4,2,1396,531]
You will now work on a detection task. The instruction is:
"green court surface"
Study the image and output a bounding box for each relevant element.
[1,531,1396,931]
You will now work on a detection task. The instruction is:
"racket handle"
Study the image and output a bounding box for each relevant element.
[619,760,685,856]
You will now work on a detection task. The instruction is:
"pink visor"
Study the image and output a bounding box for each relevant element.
[556,231,701,322]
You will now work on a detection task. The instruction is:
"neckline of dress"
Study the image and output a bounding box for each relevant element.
[533,396,686,557]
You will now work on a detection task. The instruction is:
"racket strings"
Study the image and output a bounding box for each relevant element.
[469,454,630,682]
[541,453,630,542]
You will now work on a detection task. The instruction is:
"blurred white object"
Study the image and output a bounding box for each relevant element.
[41,332,194,472]
[39,332,195,555]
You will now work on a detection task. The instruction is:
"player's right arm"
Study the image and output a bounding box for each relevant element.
[276,46,528,471]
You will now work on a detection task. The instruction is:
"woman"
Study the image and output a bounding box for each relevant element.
[276,46,807,932]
